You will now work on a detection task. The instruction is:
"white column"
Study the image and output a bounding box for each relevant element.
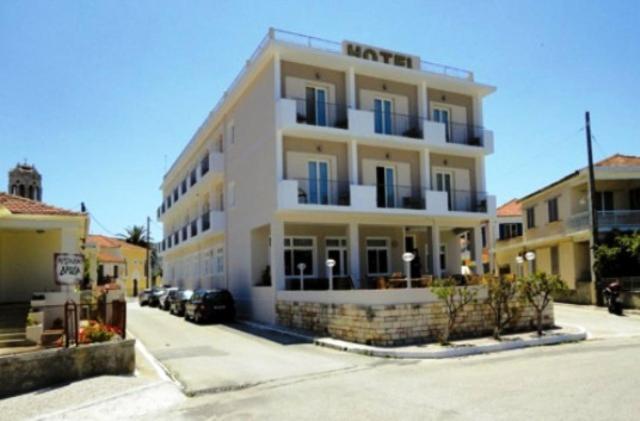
[474,225,485,275]
[276,130,284,182]
[420,149,431,190]
[418,81,427,120]
[347,67,356,109]
[349,140,358,184]
[270,219,285,291]
[274,52,281,101]
[431,225,441,277]
[349,222,361,288]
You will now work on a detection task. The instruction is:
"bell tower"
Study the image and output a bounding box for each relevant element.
[8,162,43,201]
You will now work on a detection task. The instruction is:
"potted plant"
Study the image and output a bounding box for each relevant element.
[25,314,43,345]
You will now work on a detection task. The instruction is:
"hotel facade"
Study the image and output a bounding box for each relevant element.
[158,29,497,325]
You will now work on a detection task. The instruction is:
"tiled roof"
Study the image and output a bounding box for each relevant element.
[0,192,83,216]
[117,239,148,252]
[595,154,640,167]
[87,235,122,248]
[497,198,522,217]
[97,252,125,264]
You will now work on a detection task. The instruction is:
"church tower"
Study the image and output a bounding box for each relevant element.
[8,163,42,201]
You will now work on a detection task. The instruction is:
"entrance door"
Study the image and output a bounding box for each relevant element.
[376,166,396,208]
[433,106,451,141]
[307,160,329,204]
[404,235,416,253]
[435,170,453,209]
[306,86,328,126]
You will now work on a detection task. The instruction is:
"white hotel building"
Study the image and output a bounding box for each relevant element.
[158,29,496,324]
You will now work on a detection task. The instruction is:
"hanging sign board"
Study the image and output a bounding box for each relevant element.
[342,41,421,70]
[54,253,84,285]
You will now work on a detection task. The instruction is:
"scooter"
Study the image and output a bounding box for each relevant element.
[603,281,623,315]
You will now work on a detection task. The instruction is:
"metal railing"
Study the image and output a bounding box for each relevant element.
[445,190,489,212]
[603,277,640,292]
[567,210,640,232]
[292,98,348,129]
[442,121,485,146]
[293,178,351,206]
[374,184,425,210]
[371,110,422,139]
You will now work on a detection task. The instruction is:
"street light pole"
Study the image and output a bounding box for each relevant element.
[402,252,415,288]
[326,259,336,291]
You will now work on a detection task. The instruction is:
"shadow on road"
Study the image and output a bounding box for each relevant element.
[220,322,313,346]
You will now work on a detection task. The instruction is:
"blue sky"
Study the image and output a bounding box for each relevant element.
[1,1,639,240]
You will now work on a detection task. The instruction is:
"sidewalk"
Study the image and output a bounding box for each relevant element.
[241,321,587,359]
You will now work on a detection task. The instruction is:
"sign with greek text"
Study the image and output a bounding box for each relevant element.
[54,253,84,285]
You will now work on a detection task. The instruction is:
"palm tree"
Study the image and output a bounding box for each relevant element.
[118,225,151,247]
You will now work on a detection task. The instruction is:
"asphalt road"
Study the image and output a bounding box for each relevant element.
[128,303,640,420]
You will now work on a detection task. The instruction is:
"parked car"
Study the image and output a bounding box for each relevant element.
[138,288,153,306]
[169,289,193,316]
[184,289,235,324]
[159,287,179,311]
[147,287,166,307]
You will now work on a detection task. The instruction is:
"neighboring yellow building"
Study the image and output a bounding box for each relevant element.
[85,235,148,297]
[495,154,640,304]
[0,193,88,304]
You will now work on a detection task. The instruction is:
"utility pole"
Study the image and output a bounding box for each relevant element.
[585,111,602,305]
[146,216,152,289]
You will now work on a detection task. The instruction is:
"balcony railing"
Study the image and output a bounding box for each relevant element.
[371,110,422,139]
[568,210,640,232]
[373,184,425,210]
[293,178,350,206]
[292,98,348,129]
[443,122,485,147]
[445,190,489,213]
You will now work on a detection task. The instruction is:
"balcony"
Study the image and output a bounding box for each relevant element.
[286,178,351,206]
[567,210,640,233]
[161,210,225,254]
[291,98,348,129]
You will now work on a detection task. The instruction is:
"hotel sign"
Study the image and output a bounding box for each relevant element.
[342,41,420,70]
[55,253,84,285]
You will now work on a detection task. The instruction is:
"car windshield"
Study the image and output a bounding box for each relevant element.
[182,290,194,299]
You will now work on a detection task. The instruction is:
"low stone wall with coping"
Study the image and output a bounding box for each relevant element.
[0,339,135,398]
[276,288,554,346]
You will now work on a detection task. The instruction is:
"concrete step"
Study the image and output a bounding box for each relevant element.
[0,331,26,341]
[0,338,33,348]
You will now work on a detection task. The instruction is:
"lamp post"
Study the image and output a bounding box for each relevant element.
[402,252,415,289]
[525,251,536,275]
[297,263,306,291]
[326,259,336,290]
[516,255,524,277]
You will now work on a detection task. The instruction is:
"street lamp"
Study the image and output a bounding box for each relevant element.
[326,259,336,290]
[525,251,536,275]
[402,252,415,289]
[297,263,306,291]
[515,255,524,277]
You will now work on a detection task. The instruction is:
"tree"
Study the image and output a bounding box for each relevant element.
[432,279,478,345]
[118,225,150,247]
[518,273,567,336]
[483,275,522,339]
[594,231,640,278]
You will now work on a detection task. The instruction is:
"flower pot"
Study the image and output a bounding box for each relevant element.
[26,324,43,345]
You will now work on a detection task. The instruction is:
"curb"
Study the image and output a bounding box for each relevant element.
[239,320,587,359]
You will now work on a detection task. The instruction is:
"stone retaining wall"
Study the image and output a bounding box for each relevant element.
[277,298,554,346]
[0,339,135,398]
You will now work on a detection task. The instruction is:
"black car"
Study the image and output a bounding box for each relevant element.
[147,287,165,307]
[168,289,193,316]
[184,289,235,323]
[138,288,153,306]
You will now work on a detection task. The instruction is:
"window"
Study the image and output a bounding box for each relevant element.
[190,168,197,186]
[595,191,614,211]
[630,188,640,210]
[434,170,454,209]
[550,246,560,275]
[526,207,536,229]
[181,179,187,195]
[191,219,198,237]
[201,153,210,176]
[166,195,172,209]
[173,187,179,202]
[326,237,348,277]
[182,225,188,241]
[215,247,224,274]
[228,182,236,208]
[374,98,393,134]
[114,265,119,278]
[375,166,396,208]
[548,198,559,223]
[481,226,487,248]
[307,160,329,205]
[284,237,315,277]
[174,231,179,245]
[499,223,523,240]
[366,238,390,275]
[305,86,328,126]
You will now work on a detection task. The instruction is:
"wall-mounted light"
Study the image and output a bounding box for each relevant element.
[316,145,323,152]
[441,95,447,101]
[315,72,321,80]
[385,152,391,159]
[443,159,448,166]
[382,83,387,91]
[36,229,45,234]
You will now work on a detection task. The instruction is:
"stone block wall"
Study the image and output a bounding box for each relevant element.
[277,299,554,346]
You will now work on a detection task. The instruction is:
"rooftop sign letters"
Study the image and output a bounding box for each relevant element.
[55,253,84,285]
[342,41,420,70]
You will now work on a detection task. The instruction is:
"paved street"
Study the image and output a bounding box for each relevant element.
[125,302,640,420]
